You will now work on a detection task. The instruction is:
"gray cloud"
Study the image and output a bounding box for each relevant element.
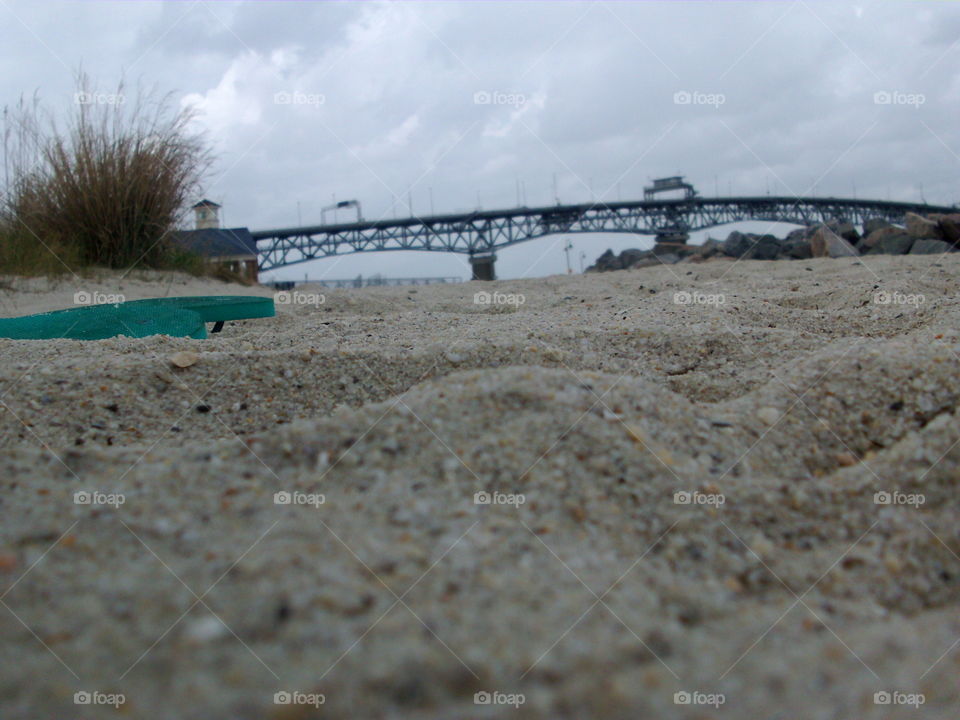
[1,0,958,280]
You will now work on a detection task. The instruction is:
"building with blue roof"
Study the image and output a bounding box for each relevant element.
[171,200,259,282]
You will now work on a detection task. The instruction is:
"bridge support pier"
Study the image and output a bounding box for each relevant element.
[469,252,497,281]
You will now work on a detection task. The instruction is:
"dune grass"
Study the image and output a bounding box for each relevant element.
[1,74,215,278]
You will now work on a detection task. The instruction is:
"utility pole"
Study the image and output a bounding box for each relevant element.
[2,107,8,193]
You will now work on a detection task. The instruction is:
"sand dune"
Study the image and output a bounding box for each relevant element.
[2,255,959,718]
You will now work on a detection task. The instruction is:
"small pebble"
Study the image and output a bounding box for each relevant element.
[756,407,780,425]
[169,351,199,368]
[835,452,857,467]
[184,616,229,643]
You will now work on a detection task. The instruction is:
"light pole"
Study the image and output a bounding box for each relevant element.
[563,239,573,274]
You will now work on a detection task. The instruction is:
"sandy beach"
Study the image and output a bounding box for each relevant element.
[2,255,960,719]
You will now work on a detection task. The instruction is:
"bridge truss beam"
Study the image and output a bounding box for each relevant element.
[252,196,955,272]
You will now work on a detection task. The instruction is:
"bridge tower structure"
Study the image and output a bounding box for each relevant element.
[643,177,698,244]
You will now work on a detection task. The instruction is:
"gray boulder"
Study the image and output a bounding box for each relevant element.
[594,249,622,271]
[619,248,650,268]
[722,231,754,258]
[653,242,698,259]
[862,227,902,250]
[826,219,860,245]
[696,238,722,258]
[909,239,952,255]
[905,212,943,240]
[863,218,892,237]
[749,235,782,260]
[810,226,859,257]
[866,231,914,255]
[782,237,812,259]
[934,213,960,245]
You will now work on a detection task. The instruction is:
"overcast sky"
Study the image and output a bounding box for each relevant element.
[2,1,958,280]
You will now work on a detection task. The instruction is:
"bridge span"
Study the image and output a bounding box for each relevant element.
[252,195,956,276]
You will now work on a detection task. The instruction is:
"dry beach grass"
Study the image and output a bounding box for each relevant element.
[1,255,960,718]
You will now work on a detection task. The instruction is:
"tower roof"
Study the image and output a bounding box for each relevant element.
[192,199,221,209]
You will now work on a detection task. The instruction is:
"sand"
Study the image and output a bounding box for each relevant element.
[1,255,959,719]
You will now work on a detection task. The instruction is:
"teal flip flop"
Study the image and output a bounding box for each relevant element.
[0,296,275,340]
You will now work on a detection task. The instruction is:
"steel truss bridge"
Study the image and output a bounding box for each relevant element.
[252,196,956,272]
